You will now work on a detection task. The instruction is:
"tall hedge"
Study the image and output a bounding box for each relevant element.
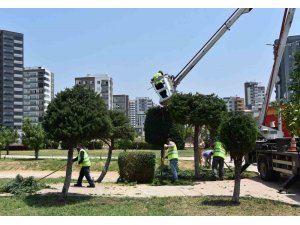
[118,152,156,183]
[144,106,185,149]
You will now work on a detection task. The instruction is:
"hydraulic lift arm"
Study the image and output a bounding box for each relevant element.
[152,8,252,104]
[173,8,252,89]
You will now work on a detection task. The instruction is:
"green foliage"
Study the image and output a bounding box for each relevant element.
[0,175,47,195]
[43,85,111,148]
[283,51,300,137]
[168,93,227,130]
[101,110,135,149]
[144,106,186,149]
[220,112,258,157]
[153,166,257,185]
[22,118,45,155]
[118,151,156,183]
[0,127,19,150]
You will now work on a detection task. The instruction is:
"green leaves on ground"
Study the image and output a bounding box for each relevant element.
[0,174,47,195]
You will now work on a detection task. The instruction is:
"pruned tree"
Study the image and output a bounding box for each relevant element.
[96,110,135,183]
[43,85,111,199]
[22,118,45,160]
[144,106,185,149]
[168,93,227,180]
[220,112,257,203]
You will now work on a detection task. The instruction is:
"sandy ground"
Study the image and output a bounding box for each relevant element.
[0,169,299,205]
[0,156,299,205]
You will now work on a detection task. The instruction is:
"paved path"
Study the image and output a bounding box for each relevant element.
[36,177,300,206]
[0,169,299,205]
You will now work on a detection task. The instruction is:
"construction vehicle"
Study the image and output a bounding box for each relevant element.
[151,8,300,190]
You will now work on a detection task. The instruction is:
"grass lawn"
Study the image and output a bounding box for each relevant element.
[1,148,195,158]
[0,158,119,172]
[0,194,299,216]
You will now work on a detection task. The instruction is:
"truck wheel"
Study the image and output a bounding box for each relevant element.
[258,157,281,181]
[258,157,273,181]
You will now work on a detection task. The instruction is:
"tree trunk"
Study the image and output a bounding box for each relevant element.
[61,147,74,200]
[232,156,243,203]
[34,149,39,160]
[194,125,201,180]
[96,141,113,183]
[6,149,9,155]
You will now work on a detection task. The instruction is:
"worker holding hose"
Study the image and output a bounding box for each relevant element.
[73,143,95,188]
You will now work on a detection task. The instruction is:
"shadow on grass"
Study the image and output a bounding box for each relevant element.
[202,198,240,206]
[24,193,93,207]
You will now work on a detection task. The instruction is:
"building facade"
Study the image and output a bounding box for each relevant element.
[244,81,265,111]
[0,30,24,129]
[134,97,154,136]
[274,35,300,101]
[75,74,113,109]
[23,67,54,125]
[113,95,129,117]
[223,96,245,112]
[129,100,136,128]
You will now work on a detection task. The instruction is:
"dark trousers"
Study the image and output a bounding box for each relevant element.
[76,166,94,186]
[155,83,167,98]
[212,156,224,179]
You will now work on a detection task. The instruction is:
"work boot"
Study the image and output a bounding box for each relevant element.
[219,177,224,181]
[87,184,95,188]
[74,183,83,187]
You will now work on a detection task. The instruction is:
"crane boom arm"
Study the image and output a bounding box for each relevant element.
[258,8,295,127]
[173,8,252,89]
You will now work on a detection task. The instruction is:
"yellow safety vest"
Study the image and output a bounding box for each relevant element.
[213,141,226,159]
[167,142,179,160]
[152,72,164,85]
[78,149,91,167]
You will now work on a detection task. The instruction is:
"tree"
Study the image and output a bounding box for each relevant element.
[144,106,185,149]
[283,51,300,138]
[96,110,135,182]
[43,85,111,199]
[0,127,19,156]
[168,93,227,179]
[22,118,45,160]
[220,112,257,203]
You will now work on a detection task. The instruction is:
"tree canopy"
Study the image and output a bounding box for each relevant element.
[43,85,111,147]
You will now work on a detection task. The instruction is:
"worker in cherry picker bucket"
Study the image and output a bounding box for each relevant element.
[151,70,168,98]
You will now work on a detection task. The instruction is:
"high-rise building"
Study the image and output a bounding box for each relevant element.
[23,67,54,125]
[129,100,136,128]
[274,35,300,101]
[135,97,154,136]
[223,96,245,112]
[75,74,113,109]
[0,30,24,129]
[244,81,265,111]
[113,95,129,117]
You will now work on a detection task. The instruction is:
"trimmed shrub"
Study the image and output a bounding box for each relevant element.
[118,151,156,183]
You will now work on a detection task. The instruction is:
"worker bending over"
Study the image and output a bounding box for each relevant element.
[212,141,226,181]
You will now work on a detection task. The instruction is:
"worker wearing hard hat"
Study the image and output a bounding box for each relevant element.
[211,140,226,181]
[73,143,95,188]
[151,71,168,98]
[164,138,179,183]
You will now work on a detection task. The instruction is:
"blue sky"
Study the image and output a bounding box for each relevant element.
[0,8,299,104]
